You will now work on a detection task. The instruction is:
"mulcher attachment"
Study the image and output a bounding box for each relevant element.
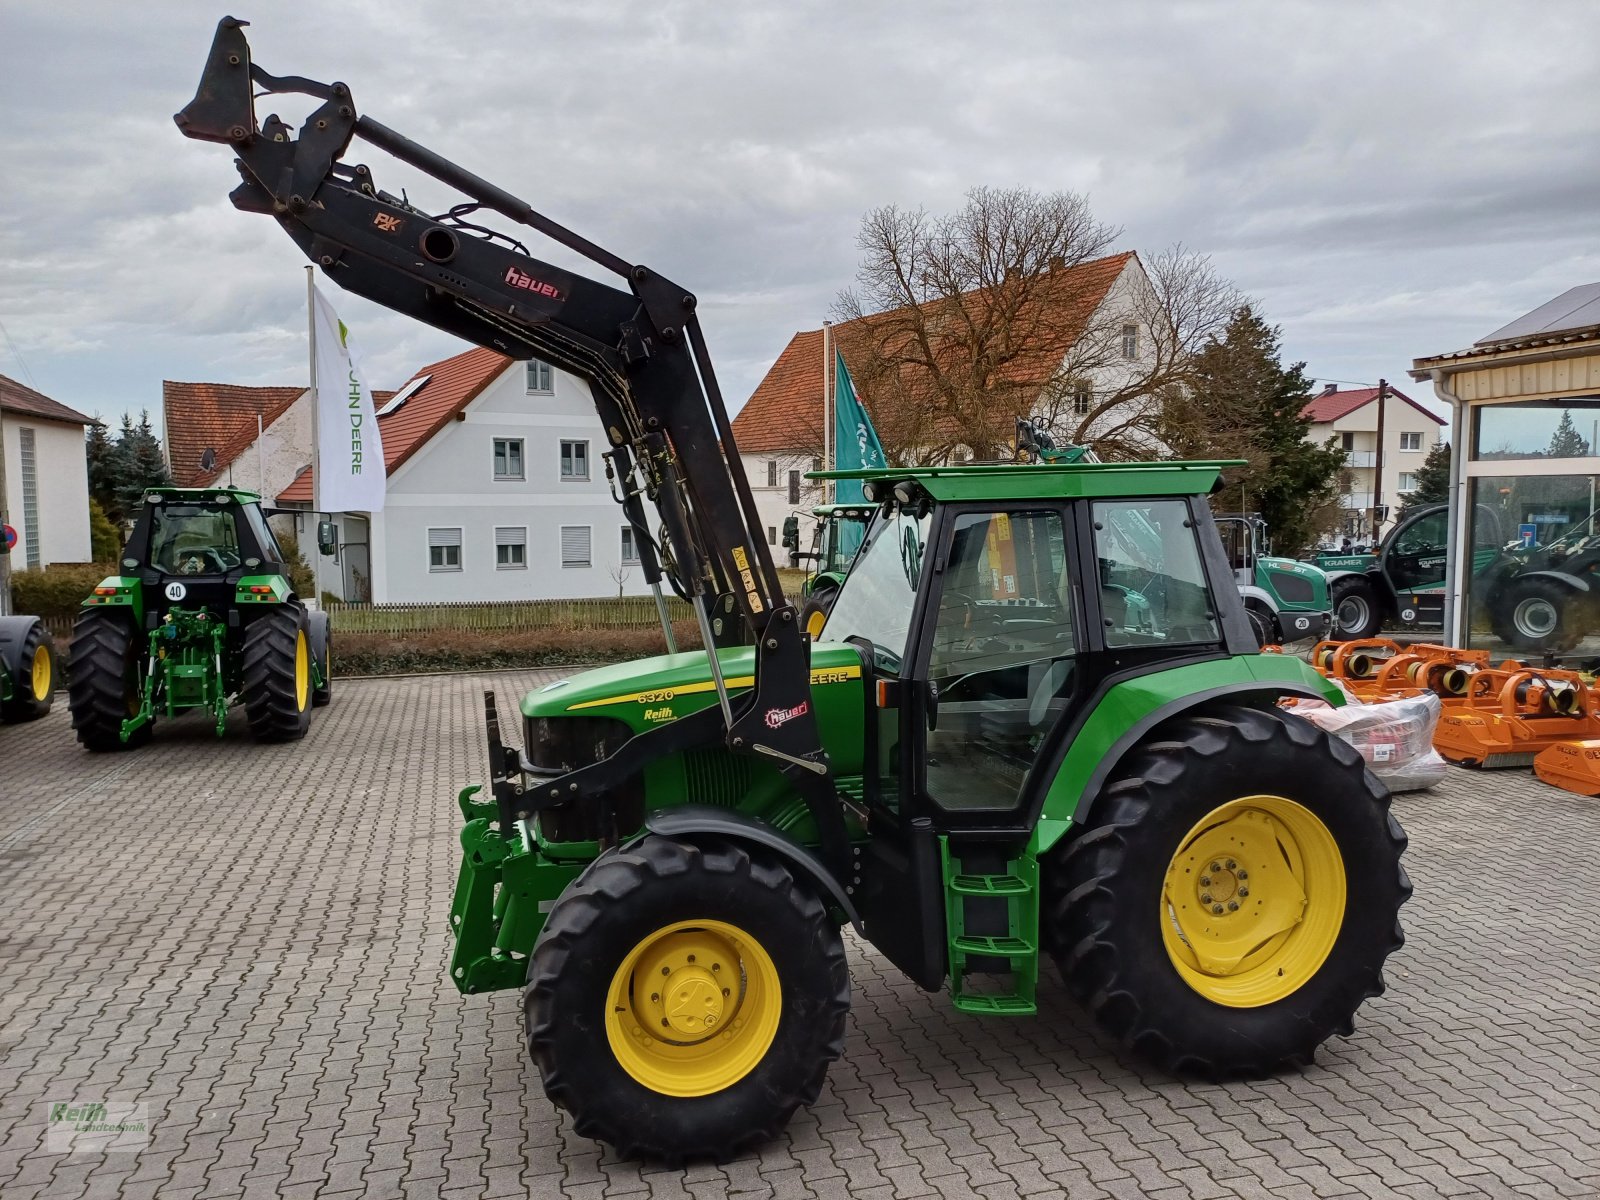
[1433,667,1597,768]
[1533,739,1600,796]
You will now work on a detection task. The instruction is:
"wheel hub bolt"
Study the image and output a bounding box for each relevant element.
[1225,859,1237,869]
[1210,861,1221,872]
[1200,875,1213,887]
[1239,887,1249,898]
[1212,904,1225,915]
[1237,869,1248,880]
[1200,892,1213,904]
[1227,901,1239,911]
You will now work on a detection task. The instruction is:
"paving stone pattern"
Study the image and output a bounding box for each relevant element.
[2,670,1598,1199]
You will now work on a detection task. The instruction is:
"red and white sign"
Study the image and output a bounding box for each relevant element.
[1,524,16,552]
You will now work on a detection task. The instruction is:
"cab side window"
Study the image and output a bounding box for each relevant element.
[1092,499,1219,646]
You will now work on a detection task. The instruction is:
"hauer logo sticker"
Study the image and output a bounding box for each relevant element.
[764,701,810,730]
[164,582,187,602]
[503,265,564,301]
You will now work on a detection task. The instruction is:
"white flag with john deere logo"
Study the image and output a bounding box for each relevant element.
[312,284,385,512]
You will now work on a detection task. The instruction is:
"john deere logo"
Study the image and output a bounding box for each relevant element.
[164,582,187,602]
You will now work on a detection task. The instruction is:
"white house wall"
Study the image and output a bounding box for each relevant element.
[1308,401,1443,539]
[210,391,313,500]
[2,415,90,567]
[375,363,655,603]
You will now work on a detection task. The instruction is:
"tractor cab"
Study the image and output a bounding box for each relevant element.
[121,488,287,622]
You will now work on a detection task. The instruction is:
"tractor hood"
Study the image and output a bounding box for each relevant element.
[522,642,865,730]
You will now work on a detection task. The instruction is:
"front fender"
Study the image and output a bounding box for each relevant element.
[1514,569,1590,594]
[638,805,863,933]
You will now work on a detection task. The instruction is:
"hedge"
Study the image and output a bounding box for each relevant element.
[330,622,703,677]
[11,563,116,621]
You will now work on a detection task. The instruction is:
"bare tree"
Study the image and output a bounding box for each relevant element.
[833,188,1239,462]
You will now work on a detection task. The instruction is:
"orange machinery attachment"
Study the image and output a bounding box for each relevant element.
[1308,640,1493,704]
[1533,739,1600,797]
[1307,639,1405,695]
[1433,668,1596,769]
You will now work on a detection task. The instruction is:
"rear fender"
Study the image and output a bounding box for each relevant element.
[1236,584,1278,613]
[80,576,143,625]
[0,615,47,677]
[1033,656,1340,852]
[638,805,862,933]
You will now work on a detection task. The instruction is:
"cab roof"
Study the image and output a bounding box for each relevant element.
[810,460,1240,502]
[144,486,263,504]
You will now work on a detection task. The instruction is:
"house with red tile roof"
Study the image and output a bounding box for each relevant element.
[730,252,1158,556]
[273,345,654,604]
[1303,383,1445,543]
[1,373,93,569]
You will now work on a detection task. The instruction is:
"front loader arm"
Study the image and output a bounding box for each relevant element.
[175,17,848,867]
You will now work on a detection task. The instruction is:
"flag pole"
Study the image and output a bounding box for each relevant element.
[821,320,833,504]
[306,265,321,605]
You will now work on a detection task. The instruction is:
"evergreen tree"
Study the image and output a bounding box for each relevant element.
[112,409,173,518]
[88,499,123,562]
[1399,441,1451,518]
[85,419,121,519]
[1184,306,1347,557]
[1547,410,1590,458]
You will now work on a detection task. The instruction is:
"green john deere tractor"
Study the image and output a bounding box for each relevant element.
[0,614,57,725]
[68,487,330,750]
[453,464,1411,1158]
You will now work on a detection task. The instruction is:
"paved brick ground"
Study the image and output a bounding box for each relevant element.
[2,669,1598,1200]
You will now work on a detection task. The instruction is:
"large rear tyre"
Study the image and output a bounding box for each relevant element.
[307,611,332,707]
[1330,576,1382,640]
[67,609,150,751]
[1046,703,1410,1076]
[0,619,56,723]
[1495,577,1582,653]
[525,835,850,1163]
[241,603,313,742]
[800,585,838,641]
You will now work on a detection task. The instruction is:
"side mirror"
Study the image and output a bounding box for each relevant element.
[317,518,338,557]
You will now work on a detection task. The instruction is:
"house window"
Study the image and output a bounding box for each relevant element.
[560,439,589,481]
[428,527,462,572]
[767,525,777,545]
[1341,431,1356,451]
[621,526,641,563]
[495,526,527,570]
[1072,382,1092,417]
[525,359,553,394]
[493,437,524,480]
[767,460,778,488]
[1397,472,1418,493]
[1400,432,1422,451]
[18,427,39,570]
[561,526,591,568]
[788,470,801,505]
[1121,324,1139,360]
[811,457,823,473]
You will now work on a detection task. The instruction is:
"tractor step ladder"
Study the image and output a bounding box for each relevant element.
[940,840,1039,1016]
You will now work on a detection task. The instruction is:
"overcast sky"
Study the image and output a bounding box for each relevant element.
[3,1,1596,440]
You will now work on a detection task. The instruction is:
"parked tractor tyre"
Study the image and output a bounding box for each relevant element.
[1330,576,1382,640]
[0,618,56,723]
[1046,703,1409,1077]
[307,611,332,707]
[800,586,837,641]
[1494,578,1582,653]
[525,835,850,1163]
[67,609,150,751]
[241,603,313,742]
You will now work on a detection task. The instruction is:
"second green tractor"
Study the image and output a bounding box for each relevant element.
[68,487,330,750]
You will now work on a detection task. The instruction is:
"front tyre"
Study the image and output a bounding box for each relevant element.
[241,603,313,742]
[525,835,850,1162]
[1497,577,1581,653]
[307,611,332,707]
[1330,576,1381,640]
[1047,703,1410,1076]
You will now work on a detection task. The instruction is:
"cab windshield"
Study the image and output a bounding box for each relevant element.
[816,509,930,672]
[150,506,242,576]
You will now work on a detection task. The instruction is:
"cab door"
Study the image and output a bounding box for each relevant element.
[902,504,1080,828]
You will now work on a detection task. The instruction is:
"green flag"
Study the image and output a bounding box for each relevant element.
[833,350,885,505]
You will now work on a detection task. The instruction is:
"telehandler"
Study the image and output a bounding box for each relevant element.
[178,17,1410,1162]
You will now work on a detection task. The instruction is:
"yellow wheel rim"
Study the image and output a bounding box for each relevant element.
[1161,794,1345,1008]
[805,607,828,639]
[604,918,781,1097]
[30,645,51,701]
[294,630,310,712]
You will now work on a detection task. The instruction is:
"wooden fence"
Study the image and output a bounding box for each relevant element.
[322,595,692,634]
